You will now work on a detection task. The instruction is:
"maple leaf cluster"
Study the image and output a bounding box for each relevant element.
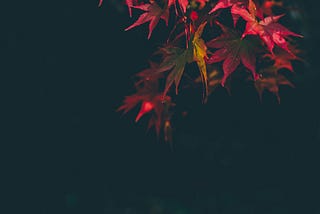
[100,0,304,142]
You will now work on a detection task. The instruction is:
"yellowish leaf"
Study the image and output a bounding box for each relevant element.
[192,22,209,102]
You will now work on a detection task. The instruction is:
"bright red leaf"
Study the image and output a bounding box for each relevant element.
[232,5,303,55]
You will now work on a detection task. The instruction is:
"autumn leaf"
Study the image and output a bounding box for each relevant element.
[231,4,303,55]
[248,15,302,55]
[207,24,259,86]
[125,1,170,39]
[157,46,192,96]
[110,0,305,142]
[255,66,294,102]
[157,22,208,100]
[192,22,209,101]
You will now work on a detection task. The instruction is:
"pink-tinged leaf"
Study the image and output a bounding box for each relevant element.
[125,2,169,39]
[243,14,302,55]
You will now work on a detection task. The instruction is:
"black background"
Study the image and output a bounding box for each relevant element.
[3,0,320,213]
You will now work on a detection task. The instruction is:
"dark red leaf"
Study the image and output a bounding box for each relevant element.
[207,25,259,86]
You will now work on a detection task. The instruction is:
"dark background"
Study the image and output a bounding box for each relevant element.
[3,0,320,213]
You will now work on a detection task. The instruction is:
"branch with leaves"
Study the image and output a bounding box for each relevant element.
[99,0,304,142]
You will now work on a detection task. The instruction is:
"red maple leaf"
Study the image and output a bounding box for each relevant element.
[125,1,170,39]
[246,15,302,55]
[231,4,302,55]
[207,24,259,86]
